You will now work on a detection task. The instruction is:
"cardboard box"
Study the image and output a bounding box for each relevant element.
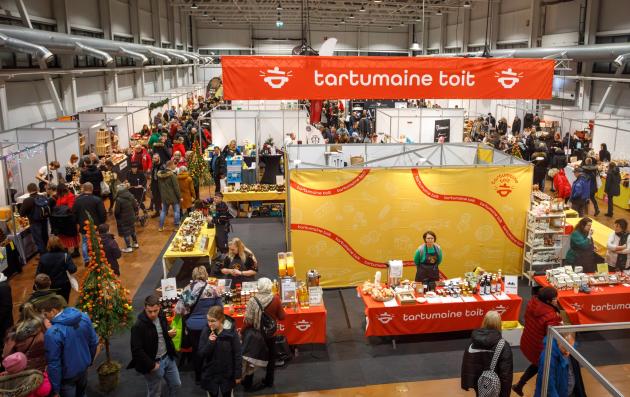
[501,321,524,346]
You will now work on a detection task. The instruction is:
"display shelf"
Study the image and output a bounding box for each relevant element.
[527,227,565,234]
[523,204,566,280]
[525,242,561,251]
[523,258,561,266]
[527,211,566,218]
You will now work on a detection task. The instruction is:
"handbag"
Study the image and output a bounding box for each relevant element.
[253,297,277,338]
[180,282,207,349]
[100,180,111,196]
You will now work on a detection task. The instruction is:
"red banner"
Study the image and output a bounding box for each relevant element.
[359,288,522,336]
[227,304,327,345]
[535,276,630,325]
[222,56,554,100]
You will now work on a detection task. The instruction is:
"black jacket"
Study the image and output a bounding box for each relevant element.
[150,162,164,193]
[73,193,106,234]
[114,188,137,237]
[211,155,227,179]
[152,142,171,165]
[461,328,513,397]
[36,251,77,289]
[127,171,147,189]
[50,204,77,237]
[128,311,177,374]
[198,318,242,394]
[99,232,121,275]
[18,193,48,223]
[80,165,104,196]
[599,149,611,163]
[0,279,13,344]
[511,118,521,134]
[605,167,622,197]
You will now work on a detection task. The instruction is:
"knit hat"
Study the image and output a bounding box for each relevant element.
[538,286,558,305]
[2,352,27,374]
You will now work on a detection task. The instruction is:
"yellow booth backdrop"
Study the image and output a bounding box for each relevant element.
[289,166,532,288]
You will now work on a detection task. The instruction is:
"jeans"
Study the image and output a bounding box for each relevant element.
[30,221,49,254]
[160,203,181,228]
[81,234,89,264]
[123,233,138,248]
[60,369,88,397]
[607,195,614,216]
[589,192,599,214]
[143,355,181,397]
[571,199,587,217]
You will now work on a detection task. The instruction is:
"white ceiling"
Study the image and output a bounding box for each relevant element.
[171,0,485,29]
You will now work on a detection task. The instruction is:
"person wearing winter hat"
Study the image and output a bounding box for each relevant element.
[1,352,52,397]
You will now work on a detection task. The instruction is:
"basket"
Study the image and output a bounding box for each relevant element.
[350,156,364,165]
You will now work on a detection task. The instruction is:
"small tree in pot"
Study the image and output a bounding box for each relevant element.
[77,217,133,392]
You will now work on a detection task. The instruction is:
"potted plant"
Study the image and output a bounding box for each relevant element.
[77,217,133,392]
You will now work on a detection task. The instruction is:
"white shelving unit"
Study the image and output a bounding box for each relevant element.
[523,209,566,281]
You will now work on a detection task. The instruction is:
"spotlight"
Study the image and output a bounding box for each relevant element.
[360,5,366,12]
[203,10,208,16]
[436,9,442,16]
[190,2,198,9]
[276,2,282,11]
[463,0,472,8]
[387,25,392,30]
[349,14,355,19]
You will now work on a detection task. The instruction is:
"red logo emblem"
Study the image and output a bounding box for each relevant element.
[491,173,519,197]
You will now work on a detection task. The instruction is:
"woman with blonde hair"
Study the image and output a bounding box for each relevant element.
[175,265,221,384]
[221,238,258,285]
[2,302,47,371]
[461,310,513,397]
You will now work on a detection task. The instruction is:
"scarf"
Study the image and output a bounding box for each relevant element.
[245,292,274,331]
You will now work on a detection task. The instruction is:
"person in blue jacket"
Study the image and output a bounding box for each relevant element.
[40,294,99,397]
[534,334,587,397]
[570,168,591,217]
[413,231,443,291]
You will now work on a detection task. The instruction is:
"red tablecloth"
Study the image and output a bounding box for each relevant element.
[534,275,630,325]
[358,288,522,336]
[226,304,327,345]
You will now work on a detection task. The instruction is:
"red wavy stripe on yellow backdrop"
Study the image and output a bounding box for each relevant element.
[289,169,370,196]
[411,168,524,248]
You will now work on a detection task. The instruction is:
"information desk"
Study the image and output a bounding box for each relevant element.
[162,222,216,278]
[596,176,630,210]
[358,288,522,336]
[535,275,630,325]
[227,304,327,345]
[565,217,612,256]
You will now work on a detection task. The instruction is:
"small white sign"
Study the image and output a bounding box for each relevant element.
[388,260,403,278]
[235,182,241,190]
[118,160,128,170]
[280,278,296,304]
[275,175,285,186]
[161,277,178,300]
[308,287,323,306]
[504,275,519,295]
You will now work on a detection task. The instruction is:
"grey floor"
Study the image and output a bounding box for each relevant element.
[85,217,630,396]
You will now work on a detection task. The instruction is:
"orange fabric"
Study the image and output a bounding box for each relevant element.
[358,287,522,336]
[227,304,326,345]
[535,276,630,324]
[222,56,554,100]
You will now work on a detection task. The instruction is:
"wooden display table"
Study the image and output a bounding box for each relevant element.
[535,275,630,325]
[358,287,522,337]
[162,221,216,278]
[596,176,630,210]
[222,191,287,202]
[227,303,327,345]
[565,217,612,256]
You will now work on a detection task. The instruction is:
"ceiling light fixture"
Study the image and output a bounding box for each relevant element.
[387,25,392,30]
[203,10,208,16]
[400,21,405,26]
[410,42,421,51]
[218,22,223,27]
[360,5,366,12]
[374,0,382,3]
[340,19,345,24]
[276,17,284,28]
[212,17,216,22]
[436,9,442,16]
[463,0,472,8]
[415,16,422,22]
[190,2,198,9]
[349,14,355,19]
[277,2,282,11]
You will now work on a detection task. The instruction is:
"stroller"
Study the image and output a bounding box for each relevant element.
[128,186,148,227]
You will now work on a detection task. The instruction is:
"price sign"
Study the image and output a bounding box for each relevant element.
[597,263,609,275]
[161,278,178,300]
[308,287,323,306]
[504,275,519,295]
[280,278,296,304]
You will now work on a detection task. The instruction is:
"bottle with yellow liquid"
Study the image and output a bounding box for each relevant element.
[298,282,309,309]
[277,252,287,277]
[286,252,295,277]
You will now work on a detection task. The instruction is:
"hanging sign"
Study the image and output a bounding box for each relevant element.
[434,119,451,142]
[222,56,554,100]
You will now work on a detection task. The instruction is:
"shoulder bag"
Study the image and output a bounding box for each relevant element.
[253,297,277,339]
[477,339,505,397]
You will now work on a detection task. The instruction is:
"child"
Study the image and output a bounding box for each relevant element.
[1,352,51,397]
[198,306,242,397]
[97,223,122,275]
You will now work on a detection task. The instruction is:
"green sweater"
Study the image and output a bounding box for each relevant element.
[414,244,443,266]
[148,132,161,149]
[566,231,592,264]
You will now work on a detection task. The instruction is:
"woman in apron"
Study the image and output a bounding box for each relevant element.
[414,231,443,291]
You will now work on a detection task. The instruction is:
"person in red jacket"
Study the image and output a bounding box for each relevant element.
[512,287,562,396]
[131,145,152,173]
[172,137,186,159]
[552,168,572,203]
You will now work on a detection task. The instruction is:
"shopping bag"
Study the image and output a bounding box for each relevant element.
[171,314,183,351]
[67,272,79,292]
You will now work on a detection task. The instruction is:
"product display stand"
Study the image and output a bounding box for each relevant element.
[523,208,566,281]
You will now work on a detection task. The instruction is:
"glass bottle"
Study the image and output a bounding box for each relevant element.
[286,252,295,277]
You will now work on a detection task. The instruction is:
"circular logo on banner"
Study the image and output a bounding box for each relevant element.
[491,173,519,197]
[294,320,312,332]
[377,312,395,324]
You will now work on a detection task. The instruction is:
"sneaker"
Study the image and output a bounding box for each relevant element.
[512,384,524,397]
[158,227,164,232]
[132,243,139,248]
[122,247,133,253]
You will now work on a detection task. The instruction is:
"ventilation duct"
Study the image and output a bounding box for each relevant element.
[148,49,171,64]
[75,42,114,65]
[0,32,53,63]
[167,51,188,62]
[119,47,149,65]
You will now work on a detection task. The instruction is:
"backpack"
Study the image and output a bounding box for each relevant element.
[555,172,571,199]
[477,339,505,397]
[253,297,277,338]
[31,195,51,221]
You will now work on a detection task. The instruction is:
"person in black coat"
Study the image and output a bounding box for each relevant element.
[35,236,77,303]
[0,272,13,352]
[18,183,49,254]
[604,162,622,217]
[461,311,513,397]
[198,306,242,397]
[149,154,164,216]
[114,185,138,252]
[73,182,107,265]
[582,157,600,216]
[127,163,148,215]
[599,143,611,163]
[210,147,227,194]
[128,295,181,396]
[97,223,122,275]
[79,158,104,197]
[511,116,521,134]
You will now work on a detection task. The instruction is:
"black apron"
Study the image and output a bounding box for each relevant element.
[415,246,440,288]
[615,232,629,270]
